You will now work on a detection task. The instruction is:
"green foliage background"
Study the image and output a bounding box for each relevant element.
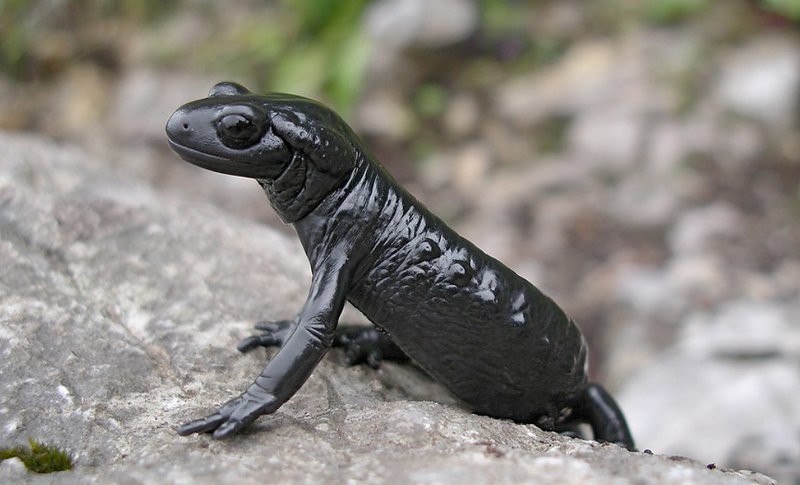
[2,0,799,117]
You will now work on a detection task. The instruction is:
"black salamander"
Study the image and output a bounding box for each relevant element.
[165,82,635,450]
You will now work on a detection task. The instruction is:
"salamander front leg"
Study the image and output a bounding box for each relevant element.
[177,257,350,439]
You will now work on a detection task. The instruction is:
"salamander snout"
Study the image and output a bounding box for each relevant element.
[165,108,192,142]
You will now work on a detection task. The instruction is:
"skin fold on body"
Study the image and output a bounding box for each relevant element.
[165,82,635,450]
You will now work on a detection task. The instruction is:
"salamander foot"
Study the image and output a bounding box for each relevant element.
[176,385,279,439]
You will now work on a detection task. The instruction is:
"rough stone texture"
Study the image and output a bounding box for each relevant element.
[0,132,778,484]
[619,300,800,482]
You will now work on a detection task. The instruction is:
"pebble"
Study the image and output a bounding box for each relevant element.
[365,0,478,49]
[715,35,800,129]
[0,457,27,479]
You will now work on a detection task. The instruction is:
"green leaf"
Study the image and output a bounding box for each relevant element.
[760,0,800,20]
[643,0,710,24]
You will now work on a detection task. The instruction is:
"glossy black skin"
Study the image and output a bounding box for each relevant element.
[165,82,635,449]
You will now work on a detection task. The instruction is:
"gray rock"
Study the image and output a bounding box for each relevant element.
[354,89,415,140]
[715,36,800,130]
[668,203,741,256]
[365,0,478,49]
[0,457,27,479]
[38,64,113,141]
[606,169,682,228]
[494,39,654,129]
[567,106,644,172]
[619,300,800,485]
[0,132,775,484]
[443,92,481,139]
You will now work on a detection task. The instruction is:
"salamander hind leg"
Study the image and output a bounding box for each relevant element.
[237,321,409,370]
[237,320,296,352]
[571,383,636,451]
[333,325,410,369]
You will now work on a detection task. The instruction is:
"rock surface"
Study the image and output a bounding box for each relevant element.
[619,300,800,474]
[0,132,776,484]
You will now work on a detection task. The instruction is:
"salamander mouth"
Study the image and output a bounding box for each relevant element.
[167,139,234,174]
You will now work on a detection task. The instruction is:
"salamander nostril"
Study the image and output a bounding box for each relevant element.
[182,123,189,130]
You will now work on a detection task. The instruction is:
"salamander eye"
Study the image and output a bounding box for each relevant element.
[217,113,263,149]
[447,261,473,286]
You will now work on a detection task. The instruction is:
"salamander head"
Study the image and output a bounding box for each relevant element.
[166,82,360,221]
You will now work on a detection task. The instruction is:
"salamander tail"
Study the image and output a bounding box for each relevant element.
[572,383,636,451]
